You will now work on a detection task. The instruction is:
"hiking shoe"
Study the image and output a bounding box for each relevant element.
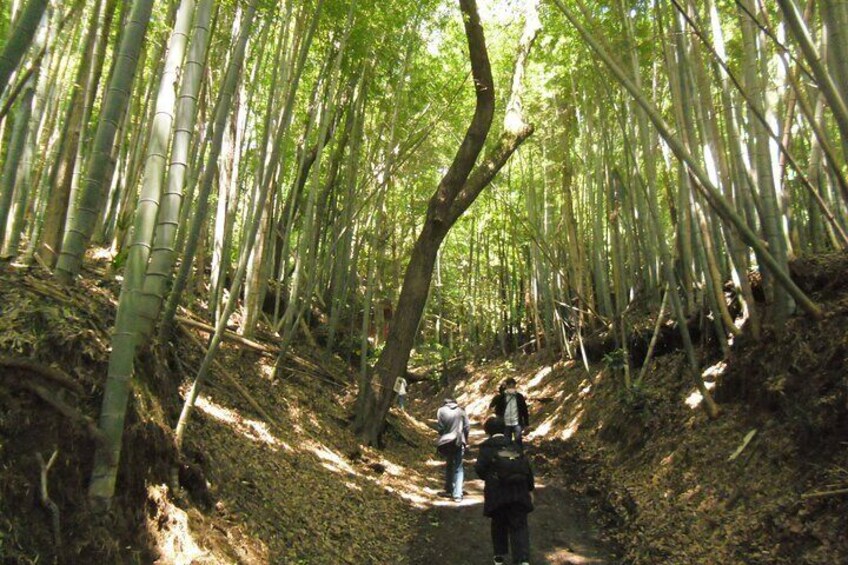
[493,557,505,565]
[452,496,463,503]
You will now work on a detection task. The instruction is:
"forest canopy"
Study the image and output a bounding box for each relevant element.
[0,0,846,510]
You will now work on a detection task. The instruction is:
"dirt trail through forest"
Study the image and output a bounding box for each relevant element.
[408,420,615,565]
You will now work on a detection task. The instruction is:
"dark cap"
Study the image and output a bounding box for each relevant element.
[484,416,506,436]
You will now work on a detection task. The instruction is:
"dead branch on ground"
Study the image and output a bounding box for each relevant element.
[36,449,61,547]
[177,324,282,430]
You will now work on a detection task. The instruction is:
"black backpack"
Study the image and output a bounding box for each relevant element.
[491,444,531,484]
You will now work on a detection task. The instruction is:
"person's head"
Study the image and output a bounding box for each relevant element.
[504,377,517,391]
[484,416,506,436]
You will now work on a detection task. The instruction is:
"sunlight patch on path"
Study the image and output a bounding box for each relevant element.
[303,439,358,475]
[544,546,607,564]
[530,406,584,441]
[526,365,553,389]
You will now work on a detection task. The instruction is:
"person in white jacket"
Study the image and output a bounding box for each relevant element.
[394,376,408,410]
[436,398,470,502]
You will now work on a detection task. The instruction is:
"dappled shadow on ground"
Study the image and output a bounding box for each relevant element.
[406,454,615,564]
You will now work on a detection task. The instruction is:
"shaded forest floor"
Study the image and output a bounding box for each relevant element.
[0,251,847,564]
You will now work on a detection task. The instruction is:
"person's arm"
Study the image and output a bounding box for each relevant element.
[519,394,530,427]
[475,443,493,480]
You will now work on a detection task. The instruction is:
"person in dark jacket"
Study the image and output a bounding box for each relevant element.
[475,416,534,565]
[489,377,530,448]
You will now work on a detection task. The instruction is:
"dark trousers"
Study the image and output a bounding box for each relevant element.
[491,503,530,562]
[506,424,523,448]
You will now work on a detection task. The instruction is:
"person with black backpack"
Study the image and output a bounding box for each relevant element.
[475,416,535,565]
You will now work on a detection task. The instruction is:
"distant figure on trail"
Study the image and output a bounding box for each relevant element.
[393,376,408,411]
[436,397,470,503]
[475,416,535,565]
[489,377,529,448]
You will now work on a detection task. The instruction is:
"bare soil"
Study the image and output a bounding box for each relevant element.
[407,423,615,565]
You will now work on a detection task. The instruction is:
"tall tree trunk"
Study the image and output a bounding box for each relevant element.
[37,0,115,267]
[326,68,367,353]
[138,0,214,339]
[87,0,201,511]
[0,82,34,251]
[160,2,257,338]
[352,0,537,445]
[0,0,48,97]
[55,0,155,283]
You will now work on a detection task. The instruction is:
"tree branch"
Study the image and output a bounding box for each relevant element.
[448,126,534,224]
[428,0,495,223]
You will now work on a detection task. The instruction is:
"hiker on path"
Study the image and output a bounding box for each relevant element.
[489,377,530,448]
[436,397,470,503]
[475,416,535,565]
[394,376,408,410]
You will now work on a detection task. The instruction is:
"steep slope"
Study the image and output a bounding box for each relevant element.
[0,263,427,563]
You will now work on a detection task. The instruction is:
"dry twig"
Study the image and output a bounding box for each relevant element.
[801,487,848,499]
[36,449,61,547]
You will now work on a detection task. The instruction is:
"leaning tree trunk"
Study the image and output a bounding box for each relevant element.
[87,0,201,512]
[778,0,848,155]
[54,0,155,283]
[0,0,49,98]
[0,84,35,252]
[554,0,821,321]
[352,0,538,446]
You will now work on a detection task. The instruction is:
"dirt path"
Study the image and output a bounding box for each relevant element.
[408,423,615,565]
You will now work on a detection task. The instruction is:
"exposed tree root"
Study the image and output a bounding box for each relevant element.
[6,377,107,446]
[0,356,85,395]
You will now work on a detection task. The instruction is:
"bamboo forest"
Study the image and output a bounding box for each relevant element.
[1,0,847,562]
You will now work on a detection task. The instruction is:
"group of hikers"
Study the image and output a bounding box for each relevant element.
[434,377,534,565]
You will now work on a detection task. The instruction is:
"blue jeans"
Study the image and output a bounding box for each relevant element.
[397,394,406,410]
[444,445,464,499]
[506,424,523,448]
